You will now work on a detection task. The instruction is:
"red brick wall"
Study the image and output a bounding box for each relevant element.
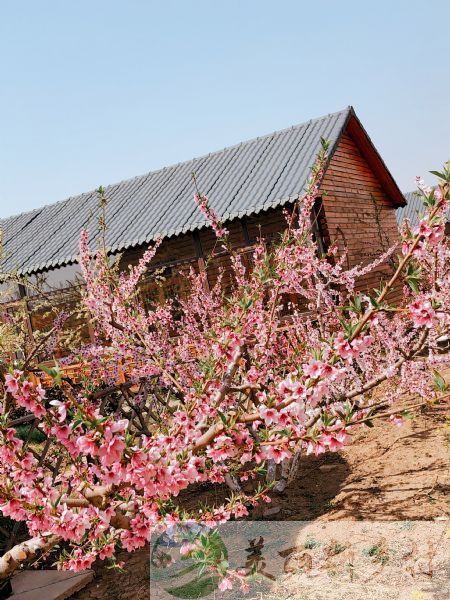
[320,131,400,294]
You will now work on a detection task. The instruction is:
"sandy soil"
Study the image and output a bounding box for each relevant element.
[72,403,449,600]
[279,403,449,522]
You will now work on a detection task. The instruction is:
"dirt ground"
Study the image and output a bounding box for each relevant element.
[72,403,449,600]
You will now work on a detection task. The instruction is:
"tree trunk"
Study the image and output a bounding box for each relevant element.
[0,535,59,581]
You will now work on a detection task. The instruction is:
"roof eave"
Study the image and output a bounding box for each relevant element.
[343,109,406,207]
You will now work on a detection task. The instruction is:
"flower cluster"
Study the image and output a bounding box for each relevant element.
[5,371,46,418]
[194,193,229,238]
[409,297,436,328]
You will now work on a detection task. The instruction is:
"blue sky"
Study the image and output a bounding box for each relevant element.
[0,0,448,218]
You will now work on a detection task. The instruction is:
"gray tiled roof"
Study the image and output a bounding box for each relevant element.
[1,106,363,275]
[397,190,450,226]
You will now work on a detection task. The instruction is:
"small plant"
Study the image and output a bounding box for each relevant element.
[303,538,321,550]
[362,540,390,564]
[327,541,347,556]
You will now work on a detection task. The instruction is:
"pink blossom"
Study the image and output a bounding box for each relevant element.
[334,332,355,360]
[164,513,180,528]
[409,298,435,328]
[99,543,115,560]
[279,374,305,400]
[98,437,125,466]
[429,224,444,245]
[110,419,129,433]
[35,384,46,401]
[76,434,98,456]
[194,193,229,238]
[5,373,20,395]
[305,440,327,456]
[52,425,71,441]
[320,432,344,452]
[20,453,35,470]
[233,503,249,518]
[21,380,32,397]
[303,360,324,379]
[354,334,374,352]
[31,403,46,418]
[258,405,279,426]
[218,576,233,592]
[206,435,236,462]
[49,400,67,422]
[16,394,35,411]
[334,429,348,444]
[1,499,27,520]
[180,542,198,556]
[402,241,411,256]
[264,445,291,463]
[389,414,405,427]
[417,220,444,246]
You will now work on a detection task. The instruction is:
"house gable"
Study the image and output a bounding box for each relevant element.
[320,120,401,292]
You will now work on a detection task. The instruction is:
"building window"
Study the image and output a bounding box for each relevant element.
[311,197,330,256]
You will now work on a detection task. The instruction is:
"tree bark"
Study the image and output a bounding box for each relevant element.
[0,535,59,580]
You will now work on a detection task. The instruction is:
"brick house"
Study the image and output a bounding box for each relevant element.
[0,106,404,345]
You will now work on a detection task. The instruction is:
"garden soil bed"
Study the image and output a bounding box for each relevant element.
[72,404,449,599]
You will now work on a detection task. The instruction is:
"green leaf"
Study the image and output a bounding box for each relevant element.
[38,362,63,386]
[38,364,56,377]
[164,574,220,598]
[404,264,422,294]
[400,410,414,420]
[338,319,355,338]
[369,296,379,308]
[429,170,445,180]
[433,371,448,393]
[217,410,227,425]
[168,563,199,579]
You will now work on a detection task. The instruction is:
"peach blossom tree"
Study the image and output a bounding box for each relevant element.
[0,146,449,591]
